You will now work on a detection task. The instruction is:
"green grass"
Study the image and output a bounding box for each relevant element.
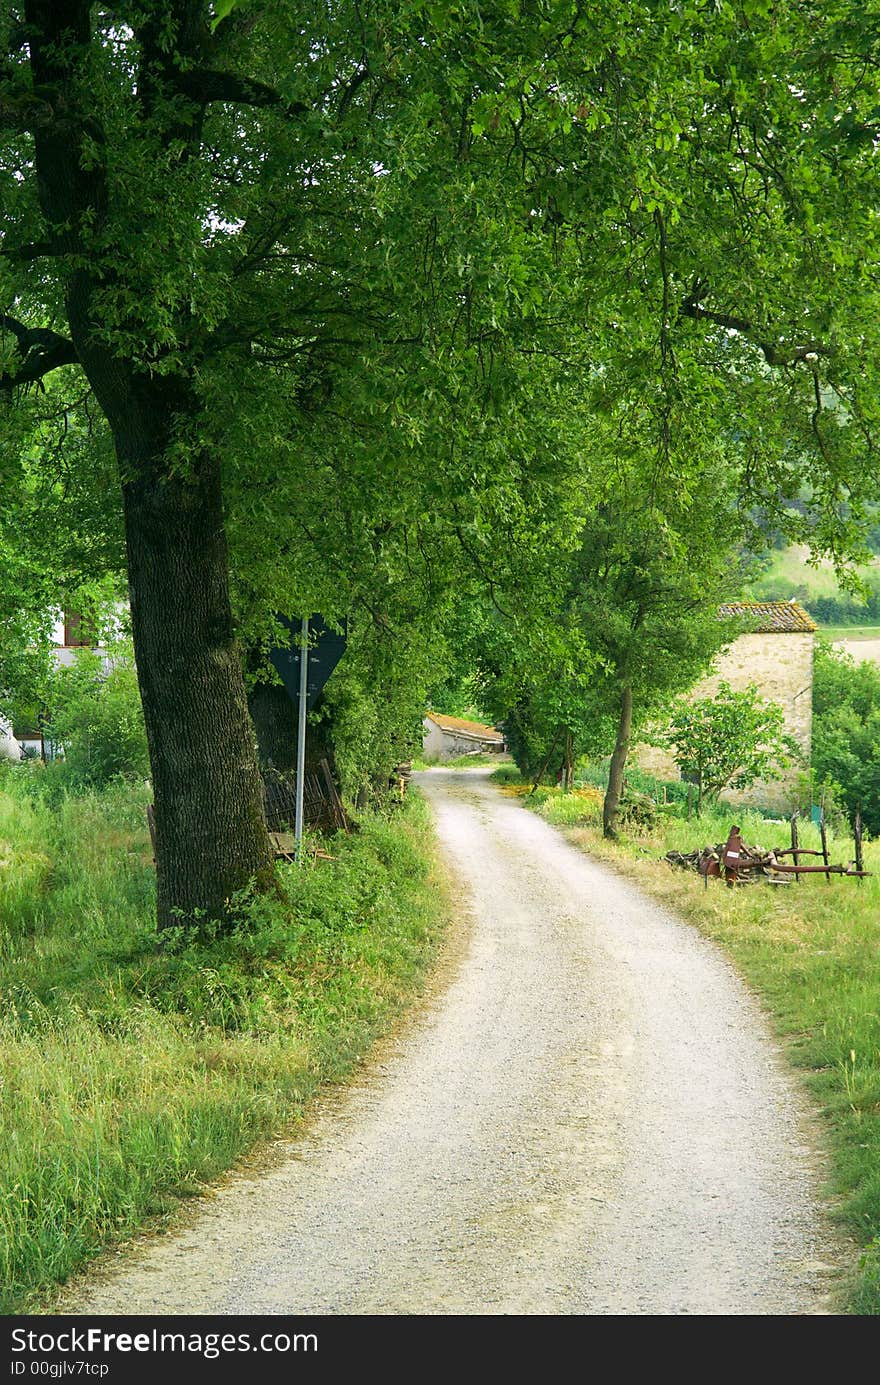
[413,752,511,770]
[489,763,522,784]
[822,625,880,642]
[520,781,880,1312]
[0,768,449,1313]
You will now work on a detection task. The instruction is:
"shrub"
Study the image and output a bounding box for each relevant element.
[44,645,150,788]
[665,682,797,813]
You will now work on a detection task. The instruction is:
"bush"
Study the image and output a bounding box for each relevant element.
[44,645,150,788]
[665,682,796,812]
[807,593,880,625]
[813,643,880,833]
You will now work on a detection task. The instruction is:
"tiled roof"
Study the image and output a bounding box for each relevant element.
[426,712,504,741]
[718,601,817,633]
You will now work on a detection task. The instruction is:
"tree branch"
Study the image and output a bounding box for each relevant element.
[680,283,830,366]
[0,237,66,261]
[173,68,307,114]
[336,64,369,120]
[0,314,78,387]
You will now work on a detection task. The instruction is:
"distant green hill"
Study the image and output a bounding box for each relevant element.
[748,546,880,626]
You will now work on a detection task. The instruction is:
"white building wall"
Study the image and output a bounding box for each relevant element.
[422,718,502,761]
[422,718,447,760]
[0,716,21,760]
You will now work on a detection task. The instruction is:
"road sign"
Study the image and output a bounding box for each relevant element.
[268,614,347,864]
[269,614,347,711]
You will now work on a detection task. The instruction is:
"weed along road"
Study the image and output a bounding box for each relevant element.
[64,769,847,1316]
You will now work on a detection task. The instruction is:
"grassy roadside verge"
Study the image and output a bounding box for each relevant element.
[0,773,449,1313]
[508,778,880,1314]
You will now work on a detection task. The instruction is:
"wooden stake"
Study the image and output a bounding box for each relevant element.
[820,795,831,882]
[529,725,563,796]
[319,757,350,833]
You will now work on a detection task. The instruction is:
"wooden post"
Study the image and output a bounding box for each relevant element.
[319,758,350,833]
[686,783,693,821]
[790,812,800,884]
[854,805,864,883]
[294,617,309,863]
[820,794,831,882]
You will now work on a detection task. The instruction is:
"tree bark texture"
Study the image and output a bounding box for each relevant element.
[249,680,299,776]
[121,436,275,926]
[603,684,633,838]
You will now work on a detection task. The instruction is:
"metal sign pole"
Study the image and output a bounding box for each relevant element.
[294,616,309,862]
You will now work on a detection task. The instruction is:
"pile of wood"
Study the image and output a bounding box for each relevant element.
[263,757,350,834]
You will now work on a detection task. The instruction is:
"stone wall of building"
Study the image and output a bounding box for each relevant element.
[635,631,814,811]
[422,716,504,761]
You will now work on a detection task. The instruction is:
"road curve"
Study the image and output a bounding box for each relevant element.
[62,768,847,1315]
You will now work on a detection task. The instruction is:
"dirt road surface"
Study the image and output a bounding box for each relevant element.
[833,635,880,668]
[62,768,848,1315]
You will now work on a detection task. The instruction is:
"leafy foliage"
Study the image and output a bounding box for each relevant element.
[44,646,150,789]
[460,415,748,803]
[812,642,880,833]
[666,682,796,811]
[4,2,880,921]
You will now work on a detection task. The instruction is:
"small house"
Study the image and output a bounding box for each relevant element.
[422,712,504,761]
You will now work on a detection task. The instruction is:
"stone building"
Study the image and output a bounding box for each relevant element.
[422,712,504,761]
[637,600,816,810]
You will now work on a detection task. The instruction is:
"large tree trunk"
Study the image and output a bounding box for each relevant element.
[248,679,298,832]
[603,683,633,839]
[87,368,277,928]
[249,686,337,780]
[121,434,275,928]
[60,273,278,929]
[249,680,298,775]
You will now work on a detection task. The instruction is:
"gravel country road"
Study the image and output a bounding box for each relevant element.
[62,768,848,1316]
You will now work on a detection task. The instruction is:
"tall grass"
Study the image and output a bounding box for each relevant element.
[0,768,447,1312]
[526,782,880,1313]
